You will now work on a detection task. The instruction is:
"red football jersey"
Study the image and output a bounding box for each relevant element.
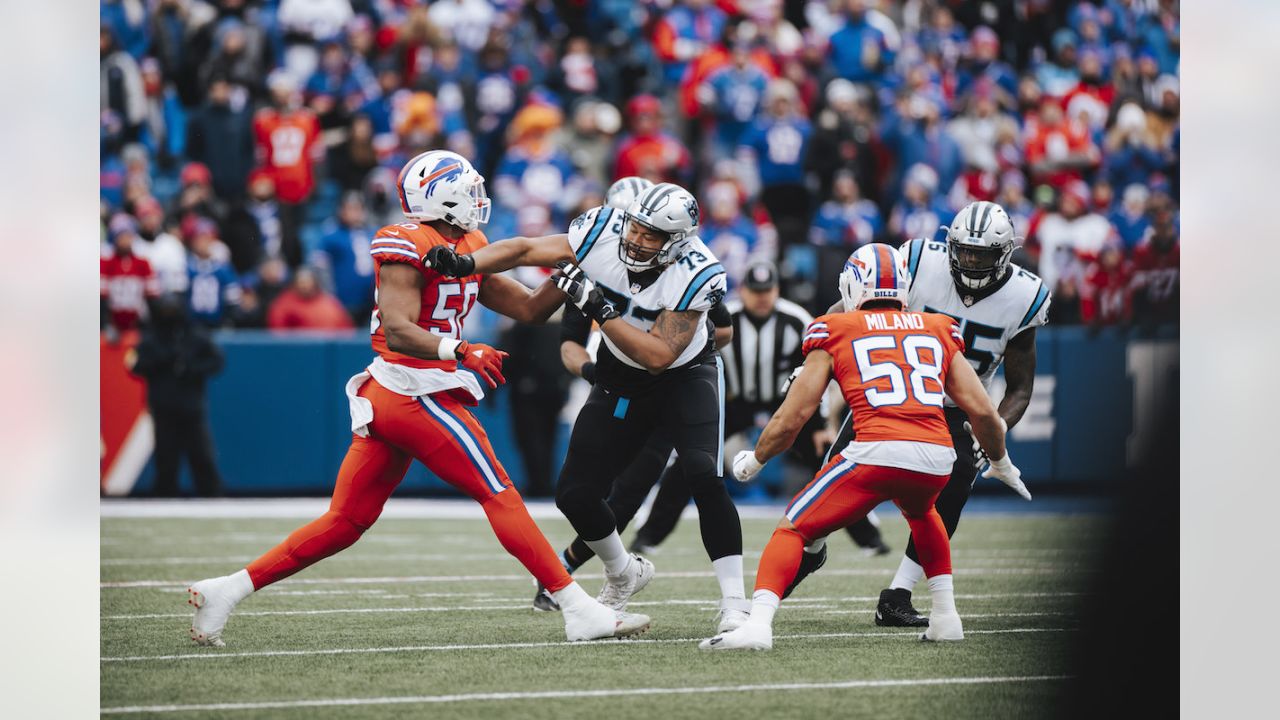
[368,222,487,370]
[803,310,965,448]
[253,108,321,203]
[101,255,159,331]
[1131,241,1179,305]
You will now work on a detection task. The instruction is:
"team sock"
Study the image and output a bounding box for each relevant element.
[711,554,745,600]
[550,581,593,611]
[748,589,780,627]
[927,574,957,616]
[752,526,805,599]
[889,556,925,592]
[585,531,631,576]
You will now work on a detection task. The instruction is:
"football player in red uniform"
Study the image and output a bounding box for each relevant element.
[187,150,650,646]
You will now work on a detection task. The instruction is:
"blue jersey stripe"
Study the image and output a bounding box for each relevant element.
[575,209,612,262]
[1019,282,1050,328]
[675,263,725,311]
[907,239,924,277]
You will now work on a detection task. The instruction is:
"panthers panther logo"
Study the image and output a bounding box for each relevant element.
[685,198,700,226]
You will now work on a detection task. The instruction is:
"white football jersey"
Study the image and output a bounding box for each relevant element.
[902,238,1051,393]
[567,205,727,371]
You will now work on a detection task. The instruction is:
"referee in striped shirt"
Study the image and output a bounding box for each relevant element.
[631,262,888,563]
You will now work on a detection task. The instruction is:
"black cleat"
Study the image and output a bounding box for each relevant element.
[782,544,828,599]
[863,541,891,557]
[875,588,928,627]
[532,583,560,612]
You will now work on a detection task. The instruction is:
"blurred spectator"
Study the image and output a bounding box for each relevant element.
[100,0,150,60]
[955,26,1017,108]
[564,101,622,187]
[267,267,356,331]
[1035,28,1081,98]
[1033,180,1115,301]
[1110,183,1151,252]
[101,25,146,142]
[253,70,320,267]
[1130,196,1179,327]
[470,40,522,177]
[652,0,728,87]
[739,79,812,245]
[888,164,947,244]
[171,160,226,228]
[331,114,379,192]
[233,258,290,329]
[133,196,189,294]
[139,57,186,165]
[101,214,160,336]
[614,94,692,183]
[1081,245,1132,327]
[310,192,376,323]
[827,0,896,84]
[885,93,962,205]
[127,293,225,497]
[807,79,878,204]
[493,104,584,228]
[221,169,284,274]
[1103,102,1165,191]
[277,0,354,82]
[700,181,762,289]
[550,36,600,106]
[187,221,243,328]
[187,75,256,203]
[810,169,881,249]
[698,39,770,158]
[428,0,497,54]
[198,17,266,103]
[1024,97,1100,188]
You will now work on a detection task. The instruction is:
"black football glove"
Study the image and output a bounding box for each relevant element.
[423,245,475,277]
[553,261,619,325]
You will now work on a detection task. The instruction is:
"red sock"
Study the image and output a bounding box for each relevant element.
[753,526,807,598]
[904,507,952,578]
[482,489,573,593]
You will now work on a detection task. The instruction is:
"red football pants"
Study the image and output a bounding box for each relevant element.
[246,377,572,592]
[755,456,951,598]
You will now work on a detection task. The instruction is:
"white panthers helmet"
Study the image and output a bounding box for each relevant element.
[396,150,491,231]
[944,200,1015,291]
[620,182,699,270]
[606,176,655,210]
[838,243,911,311]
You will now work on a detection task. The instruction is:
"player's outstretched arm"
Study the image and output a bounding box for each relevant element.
[756,350,832,465]
[601,307,702,374]
[946,353,1030,499]
[997,328,1037,429]
[424,234,575,277]
[476,273,566,325]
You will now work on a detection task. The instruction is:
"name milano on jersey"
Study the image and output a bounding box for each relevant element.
[567,206,727,372]
[902,238,1051,392]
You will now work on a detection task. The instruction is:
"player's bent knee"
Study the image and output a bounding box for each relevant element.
[680,452,725,494]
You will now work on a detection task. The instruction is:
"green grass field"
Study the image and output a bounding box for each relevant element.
[101,506,1102,718]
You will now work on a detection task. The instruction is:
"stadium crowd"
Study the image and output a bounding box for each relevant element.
[101,0,1180,338]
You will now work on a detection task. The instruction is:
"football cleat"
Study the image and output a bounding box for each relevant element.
[921,612,964,641]
[596,554,654,611]
[563,597,651,641]
[781,544,827,599]
[874,588,929,628]
[532,582,560,612]
[187,575,247,647]
[714,597,752,633]
[863,541,892,557]
[699,622,772,651]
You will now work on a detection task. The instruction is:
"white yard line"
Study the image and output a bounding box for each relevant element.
[100,567,1084,589]
[101,674,1073,713]
[101,628,1075,663]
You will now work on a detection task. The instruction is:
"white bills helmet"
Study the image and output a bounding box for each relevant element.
[396,150,491,231]
[838,243,910,311]
[606,176,655,210]
[944,200,1015,291]
[620,182,699,270]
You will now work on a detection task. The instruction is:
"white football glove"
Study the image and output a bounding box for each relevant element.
[732,450,764,483]
[982,454,1031,501]
[963,417,1007,467]
[552,261,595,306]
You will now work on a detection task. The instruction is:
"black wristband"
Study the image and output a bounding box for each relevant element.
[457,253,476,276]
[579,361,596,385]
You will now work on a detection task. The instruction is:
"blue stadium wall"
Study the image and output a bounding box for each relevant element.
[129,324,1178,496]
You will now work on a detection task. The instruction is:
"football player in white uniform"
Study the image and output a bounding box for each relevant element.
[427,182,752,632]
[785,200,1047,626]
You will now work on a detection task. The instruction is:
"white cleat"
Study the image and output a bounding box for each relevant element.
[921,612,964,642]
[564,598,652,641]
[699,621,773,651]
[714,597,752,633]
[187,575,246,647]
[596,554,654,611]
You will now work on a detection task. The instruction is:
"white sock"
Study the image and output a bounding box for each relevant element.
[803,536,827,554]
[550,581,593,610]
[749,589,780,627]
[927,574,957,615]
[712,555,745,599]
[228,569,255,602]
[889,556,925,592]
[585,532,630,576]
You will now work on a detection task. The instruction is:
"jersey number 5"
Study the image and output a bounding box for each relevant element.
[851,335,945,408]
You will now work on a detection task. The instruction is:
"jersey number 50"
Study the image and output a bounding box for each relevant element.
[851,335,945,408]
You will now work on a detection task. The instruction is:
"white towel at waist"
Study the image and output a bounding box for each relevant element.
[346,357,485,437]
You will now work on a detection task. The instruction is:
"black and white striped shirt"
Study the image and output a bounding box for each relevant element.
[720,297,813,408]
